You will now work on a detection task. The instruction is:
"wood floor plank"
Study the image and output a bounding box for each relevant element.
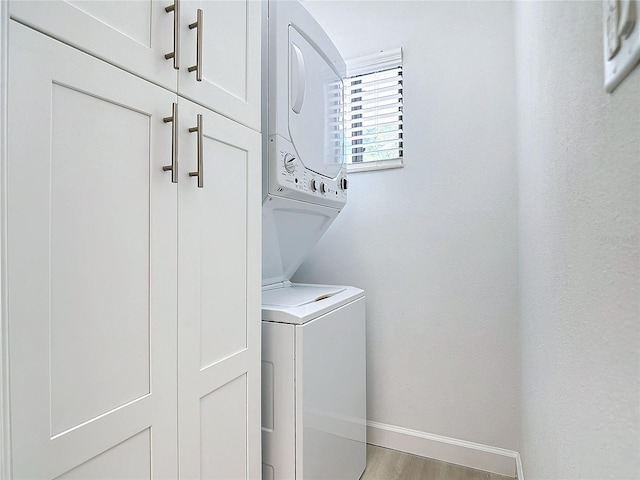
[489,473,515,480]
[442,463,489,480]
[360,445,514,480]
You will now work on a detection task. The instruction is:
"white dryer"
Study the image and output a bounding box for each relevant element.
[262,0,347,286]
[263,0,347,208]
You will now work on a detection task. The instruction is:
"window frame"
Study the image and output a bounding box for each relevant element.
[344,48,404,173]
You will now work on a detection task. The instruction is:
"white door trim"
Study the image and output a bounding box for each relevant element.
[1,1,11,478]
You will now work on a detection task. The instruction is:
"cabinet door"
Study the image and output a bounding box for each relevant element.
[9,0,177,91]
[177,98,261,479]
[7,22,178,479]
[178,0,261,131]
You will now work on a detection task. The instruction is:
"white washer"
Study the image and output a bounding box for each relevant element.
[261,283,366,480]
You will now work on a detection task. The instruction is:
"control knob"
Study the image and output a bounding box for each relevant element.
[310,179,319,192]
[284,153,296,173]
[339,177,348,190]
[320,182,327,194]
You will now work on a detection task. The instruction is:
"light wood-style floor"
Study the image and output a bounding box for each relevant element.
[361,445,514,480]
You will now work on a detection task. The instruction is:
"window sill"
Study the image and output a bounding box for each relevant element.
[347,159,403,173]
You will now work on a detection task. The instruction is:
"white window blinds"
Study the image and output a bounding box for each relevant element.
[344,48,403,172]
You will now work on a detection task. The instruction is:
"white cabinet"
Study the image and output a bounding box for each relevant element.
[4,1,261,478]
[177,98,261,480]
[9,0,178,91]
[177,0,261,130]
[7,22,178,479]
[8,0,262,128]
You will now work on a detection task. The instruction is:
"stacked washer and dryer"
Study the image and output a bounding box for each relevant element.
[261,2,367,480]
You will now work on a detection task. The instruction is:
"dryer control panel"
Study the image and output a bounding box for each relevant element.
[268,135,347,209]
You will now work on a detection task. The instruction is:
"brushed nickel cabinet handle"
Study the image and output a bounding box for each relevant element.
[164,0,180,69]
[187,9,203,81]
[188,114,203,188]
[162,102,178,183]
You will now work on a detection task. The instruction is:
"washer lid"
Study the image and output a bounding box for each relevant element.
[262,283,365,325]
[262,284,345,307]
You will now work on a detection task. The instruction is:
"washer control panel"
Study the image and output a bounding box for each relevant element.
[268,135,347,208]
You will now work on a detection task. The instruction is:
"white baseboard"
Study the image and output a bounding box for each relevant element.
[366,420,523,479]
[515,451,525,480]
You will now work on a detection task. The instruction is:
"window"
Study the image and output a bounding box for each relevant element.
[344,48,403,172]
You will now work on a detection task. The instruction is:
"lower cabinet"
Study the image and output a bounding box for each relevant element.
[176,99,262,480]
[6,20,260,480]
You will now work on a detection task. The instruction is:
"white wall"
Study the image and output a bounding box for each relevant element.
[294,1,520,452]
[515,2,640,479]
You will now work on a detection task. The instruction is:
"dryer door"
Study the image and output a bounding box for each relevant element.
[288,26,344,180]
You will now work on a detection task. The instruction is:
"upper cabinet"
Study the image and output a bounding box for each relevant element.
[177,0,261,130]
[9,0,178,91]
[9,0,261,130]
